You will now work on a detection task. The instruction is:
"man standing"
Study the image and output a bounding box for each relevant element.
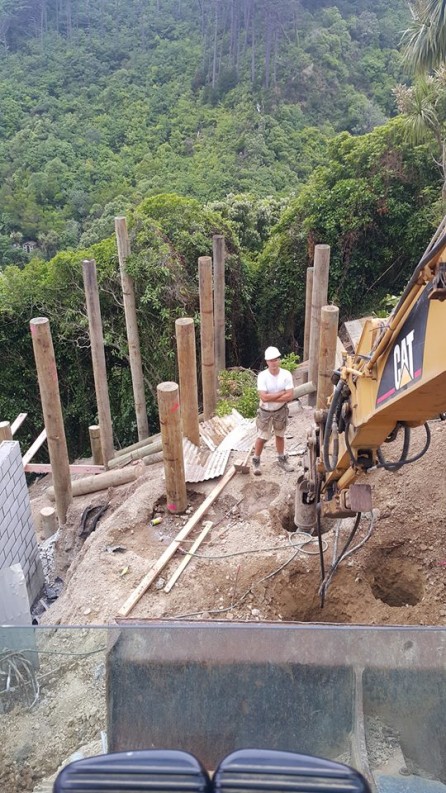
[252,346,295,476]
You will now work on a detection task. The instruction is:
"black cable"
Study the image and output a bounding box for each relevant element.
[377,422,431,471]
[377,425,411,472]
[315,475,326,609]
[344,415,358,467]
[322,379,345,472]
[319,512,362,603]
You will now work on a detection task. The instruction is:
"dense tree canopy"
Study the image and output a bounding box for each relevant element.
[0,0,410,255]
[3,0,446,457]
[254,118,441,352]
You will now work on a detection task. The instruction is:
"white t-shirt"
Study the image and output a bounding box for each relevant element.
[257,368,293,411]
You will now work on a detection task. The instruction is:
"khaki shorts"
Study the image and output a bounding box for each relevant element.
[256,405,289,440]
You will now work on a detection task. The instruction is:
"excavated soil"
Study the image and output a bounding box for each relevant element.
[1,403,446,791]
[31,404,446,627]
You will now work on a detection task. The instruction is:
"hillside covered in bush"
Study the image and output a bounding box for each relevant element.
[1,0,445,458]
[0,0,410,258]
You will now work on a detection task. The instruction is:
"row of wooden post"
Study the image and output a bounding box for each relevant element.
[3,232,337,531]
[19,225,226,525]
[157,247,226,515]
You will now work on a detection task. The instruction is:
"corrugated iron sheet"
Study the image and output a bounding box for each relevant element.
[185,407,306,481]
[199,410,245,450]
[218,420,256,451]
[183,439,231,483]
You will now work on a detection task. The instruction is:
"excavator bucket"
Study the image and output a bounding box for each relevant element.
[107,622,446,792]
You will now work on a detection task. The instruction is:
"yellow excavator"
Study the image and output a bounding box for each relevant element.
[294,226,446,602]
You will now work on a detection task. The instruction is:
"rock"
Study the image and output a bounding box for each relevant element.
[155,578,166,590]
[251,608,261,617]
[94,663,105,681]
[83,607,91,616]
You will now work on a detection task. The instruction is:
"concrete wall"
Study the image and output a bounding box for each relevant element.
[0,440,44,606]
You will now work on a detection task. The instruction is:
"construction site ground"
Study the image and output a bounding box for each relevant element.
[1,400,446,792]
[32,402,446,627]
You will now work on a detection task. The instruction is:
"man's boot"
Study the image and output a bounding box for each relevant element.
[277,454,294,472]
[252,456,262,476]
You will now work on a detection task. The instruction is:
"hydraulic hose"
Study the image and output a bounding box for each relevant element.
[319,511,362,604]
[322,378,345,473]
[315,474,326,608]
[344,415,358,468]
[376,425,411,472]
[377,422,431,471]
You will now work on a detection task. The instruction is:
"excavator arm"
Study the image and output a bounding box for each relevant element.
[295,233,446,528]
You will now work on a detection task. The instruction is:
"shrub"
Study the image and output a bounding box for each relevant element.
[216,368,258,418]
[280,352,300,372]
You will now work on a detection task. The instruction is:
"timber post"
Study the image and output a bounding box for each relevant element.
[0,422,13,442]
[317,305,340,409]
[114,216,149,441]
[82,259,115,467]
[40,506,58,539]
[47,463,145,500]
[157,382,187,514]
[175,318,200,447]
[30,317,72,524]
[303,266,314,363]
[198,256,216,419]
[308,245,330,407]
[213,234,226,377]
[88,424,104,466]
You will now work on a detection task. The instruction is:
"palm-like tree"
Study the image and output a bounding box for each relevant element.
[402,0,446,72]
[394,71,446,195]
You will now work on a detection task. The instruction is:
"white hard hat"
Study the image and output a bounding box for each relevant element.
[265,346,281,360]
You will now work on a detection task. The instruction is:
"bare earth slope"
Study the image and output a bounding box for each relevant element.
[34,407,446,628]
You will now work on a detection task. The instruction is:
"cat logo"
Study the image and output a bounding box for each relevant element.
[393,329,415,391]
[376,286,428,407]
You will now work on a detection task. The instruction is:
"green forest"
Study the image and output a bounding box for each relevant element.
[0,0,445,455]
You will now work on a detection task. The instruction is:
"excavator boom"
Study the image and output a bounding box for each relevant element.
[295,232,446,525]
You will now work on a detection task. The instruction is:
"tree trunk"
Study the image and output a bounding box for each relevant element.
[65,0,72,37]
[251,2,256,84]
[40,0,47,44]
[273,28,279,85]
[264,10,272,88]
[212,0,218,88]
